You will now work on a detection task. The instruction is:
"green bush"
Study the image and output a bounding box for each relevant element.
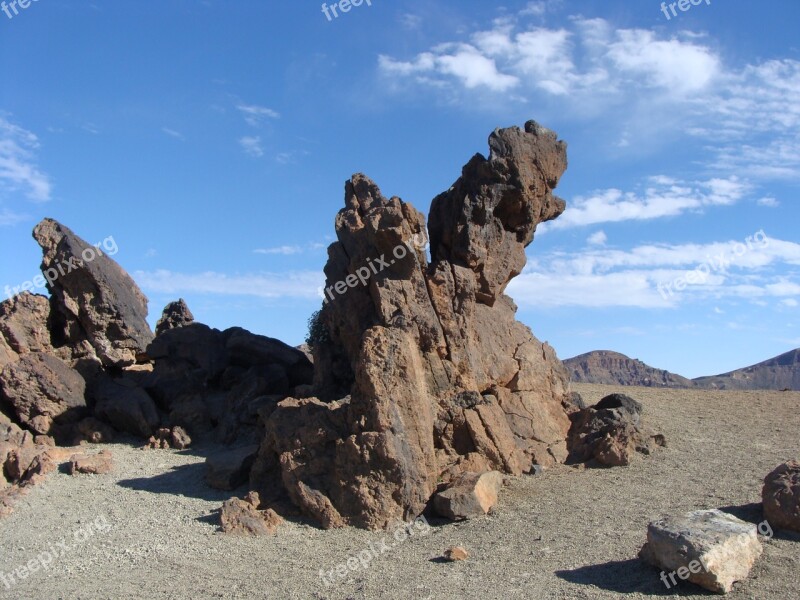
[305,309,330,347]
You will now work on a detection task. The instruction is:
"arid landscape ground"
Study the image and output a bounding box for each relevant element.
[2,384,797,600]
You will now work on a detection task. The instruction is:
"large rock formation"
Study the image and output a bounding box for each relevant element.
[693,348,800,391]
[33,219,153,367]
[252,121,573,529]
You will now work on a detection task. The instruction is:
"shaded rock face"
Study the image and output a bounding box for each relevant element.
[33,219,153,367]
[566,393,665,467]
[0,293,58,368]
[253,122,573,530]
[762,460,800,533]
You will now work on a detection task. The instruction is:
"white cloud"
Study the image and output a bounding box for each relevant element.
[239,136,263,157]
[544,176,750,230]
[586,231,607,246]
[254,245,303,255]
[236,104,280,127]
[0,116,52,203]
[0,207,29,226]
[507,234,800,309]
[757,196,779,207]
[782,298,799,307]
[134,269,323,300]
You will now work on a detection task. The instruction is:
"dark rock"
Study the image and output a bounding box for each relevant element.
[155,299,195,336]
[762,460,800,532]
[33,218,153,367]
[92,374,160,438]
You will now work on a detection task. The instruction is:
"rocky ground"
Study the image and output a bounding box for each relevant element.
[1,384,798,600]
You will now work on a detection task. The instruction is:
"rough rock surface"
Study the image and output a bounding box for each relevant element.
[220,491,283,535]
[252,122,573,530]
[0,352,87,436]
[639,509,763,594]
[33,218,153,367]
[762,460,800,532]
[155,299,195,336]
[433,471,504,520]
[0,292,58,368]
[564,350,694,388]
[206,445,259,490]
[92,374,160,438]
[443,546,469,561]
[566,393,665,467]
[68,450,113,475]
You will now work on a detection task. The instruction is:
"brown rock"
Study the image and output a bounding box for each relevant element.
[33,218,153,367]
[434,471,504,520]
[0,292,56,366]
[253,121,573,530]
[92,374,160,438]
[567,393,664,467]
[170,426,192,450]
[0,352,87,435]
[443,546,469,561]
[205,445,259,490]
[68,450,113,475]
[219,491,282,535]
[76,417,116,444]
[762,460,800,532]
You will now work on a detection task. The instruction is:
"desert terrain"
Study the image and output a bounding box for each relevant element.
[2,384,797,600]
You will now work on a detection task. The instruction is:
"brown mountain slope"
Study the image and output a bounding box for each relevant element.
[563,350,694,388]
[692,348,800,391]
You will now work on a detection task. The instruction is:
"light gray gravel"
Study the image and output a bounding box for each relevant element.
[1,384,799,599]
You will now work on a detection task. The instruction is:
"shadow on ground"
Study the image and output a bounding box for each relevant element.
[556,558,715,596]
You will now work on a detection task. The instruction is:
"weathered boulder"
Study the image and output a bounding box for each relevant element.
[67,450,113,475]
[443,546,469,562]
[639,509,763,594]
[155,299,195,336]
[253,122,573,529]
[206,444,259,490]
[33,218,153,367]
[433,471,504,520]
[762,460,800,532]
[0,352,87,435]
[220,491,282,535]
[75,417,116,444]
[567,393,664,467]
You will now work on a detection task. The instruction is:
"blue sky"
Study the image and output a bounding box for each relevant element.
[1,0,798,378]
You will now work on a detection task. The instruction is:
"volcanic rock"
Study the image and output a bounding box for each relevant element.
[443,547,469,561]
[92,374,160,438]
[155,299,195,336]
[33,218,153,367]
[206,444,259,490]
[639,509,763,594]
[67,450,113,475]
[567,393,664,467]
[762,460,800,532]
[219,491,282,535]
[252,121,573,529]
[0,292,56,367]
[433,471,504,520]
[0,352,87,435]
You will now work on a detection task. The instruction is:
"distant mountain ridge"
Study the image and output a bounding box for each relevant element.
[563,349,800,391]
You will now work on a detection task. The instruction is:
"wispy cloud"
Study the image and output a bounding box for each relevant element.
[239,136,264,157]
[236,103,280,127]
[543,176,750,231]
[0,116,52,203]
[162,127,185,140]
[254,241,328,255]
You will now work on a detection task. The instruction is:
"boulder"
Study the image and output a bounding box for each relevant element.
[762,460,800,532]
[68,450,113,475]
[220,491,282,535]
[0,352,87,435]
[205,444,259,490]
[33,218,153,367]
[76,417,116,444]
[434,471,504,520]
[639,509,763,594]
[92,375,160,438]
[567,393,664,467]
[253,121,573,530]
[155,299,195,336]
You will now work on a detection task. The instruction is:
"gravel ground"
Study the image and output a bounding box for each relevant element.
[1,384,799,600]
